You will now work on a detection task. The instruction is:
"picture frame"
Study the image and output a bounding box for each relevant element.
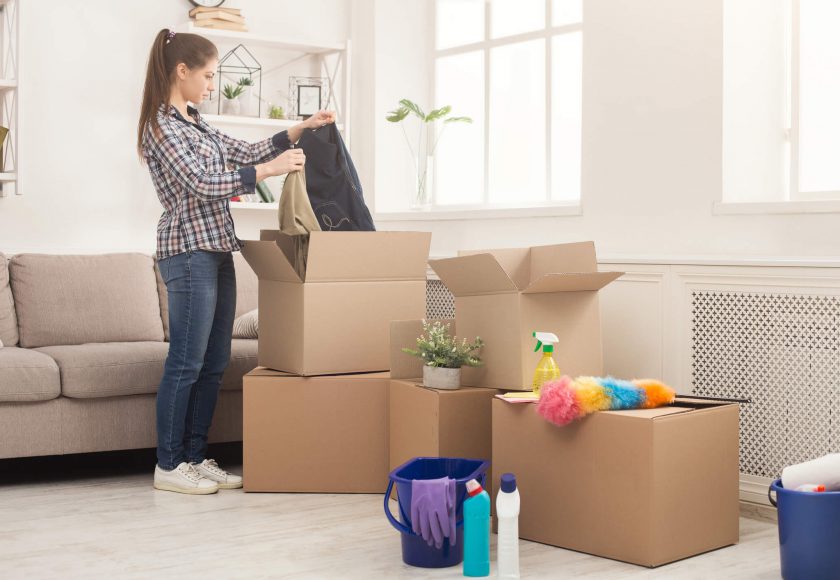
[289,76,330,120]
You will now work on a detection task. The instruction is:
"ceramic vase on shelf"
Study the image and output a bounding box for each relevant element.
[222,98,240,115]
[239,85,253,116]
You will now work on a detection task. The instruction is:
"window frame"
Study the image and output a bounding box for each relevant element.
[430,0,583,210]
[788,0,840,202]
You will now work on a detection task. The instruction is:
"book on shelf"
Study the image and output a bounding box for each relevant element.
[192,19,248,32]
[193,10,245,24]
[188,6,242,17]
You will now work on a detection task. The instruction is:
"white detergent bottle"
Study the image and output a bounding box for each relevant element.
[496,473,521,579]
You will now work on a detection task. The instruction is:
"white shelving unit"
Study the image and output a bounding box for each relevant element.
[177,21,351,212]
[0,0,18,197]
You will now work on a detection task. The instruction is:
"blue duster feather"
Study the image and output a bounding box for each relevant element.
[598,377,646,410]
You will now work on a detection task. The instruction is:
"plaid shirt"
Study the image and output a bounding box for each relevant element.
[143,105,290,260]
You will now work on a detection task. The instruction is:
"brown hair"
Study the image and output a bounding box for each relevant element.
[137,29,218,158]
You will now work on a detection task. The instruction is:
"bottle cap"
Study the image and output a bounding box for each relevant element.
[465,479,483,497]
[500,473,517,493]
[544,344,554,353]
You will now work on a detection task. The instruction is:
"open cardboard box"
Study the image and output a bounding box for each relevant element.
[243,368,390,493]
[241,230,431,376]
[492,396,740,567]
[429,242,623,390]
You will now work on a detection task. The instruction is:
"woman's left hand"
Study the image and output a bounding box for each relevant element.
[306,110,336,129]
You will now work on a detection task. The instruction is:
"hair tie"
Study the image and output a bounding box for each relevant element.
[166,29,176,43]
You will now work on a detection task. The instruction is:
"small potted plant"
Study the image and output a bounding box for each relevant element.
[237,76,255,116]
[222,83,244,115]
[402,320,483,390]
[268,104,286,120]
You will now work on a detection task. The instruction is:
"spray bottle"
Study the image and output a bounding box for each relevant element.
[532,331,561,396]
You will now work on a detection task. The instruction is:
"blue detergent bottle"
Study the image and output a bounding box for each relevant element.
[463,478,490,577]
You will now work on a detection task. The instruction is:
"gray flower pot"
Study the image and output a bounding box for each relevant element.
[423,365,461,390]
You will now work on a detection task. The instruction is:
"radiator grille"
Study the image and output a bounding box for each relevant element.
[426,279,455,319]
[691,291,840,478]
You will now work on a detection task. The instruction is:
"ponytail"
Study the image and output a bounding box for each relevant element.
[137,29,218,159]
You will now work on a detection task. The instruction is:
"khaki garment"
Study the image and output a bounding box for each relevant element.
[278,169,321,279]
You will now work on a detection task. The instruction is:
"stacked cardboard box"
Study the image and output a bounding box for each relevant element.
[241,231,431,493]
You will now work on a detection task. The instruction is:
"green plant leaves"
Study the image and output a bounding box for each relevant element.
[424,105,451,122]
[400,98,426,120]
[401,320,484,369]
[444,116,473,124]
[386,106,410,122]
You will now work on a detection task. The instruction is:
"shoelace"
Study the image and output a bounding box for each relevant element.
[201,459,227,478]
[179,463,202,483]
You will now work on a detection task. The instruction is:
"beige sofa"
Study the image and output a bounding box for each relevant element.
[0,251,258,460]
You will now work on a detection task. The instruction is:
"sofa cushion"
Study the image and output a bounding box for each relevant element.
[36,338,257,398]
[36,342,170,398]
[0,346,60,402]
[10,253,165,348]
[0,253,19,347]
[155,252,258,341]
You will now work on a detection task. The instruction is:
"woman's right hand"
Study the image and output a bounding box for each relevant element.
[257,148,306,180]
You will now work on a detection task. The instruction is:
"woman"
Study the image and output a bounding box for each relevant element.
[138,29,335,494]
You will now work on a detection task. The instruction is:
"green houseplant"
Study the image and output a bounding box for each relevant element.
[402,320,483,390]
[222,83,244,115]
[386,99,472,208]
[268,105,286,120]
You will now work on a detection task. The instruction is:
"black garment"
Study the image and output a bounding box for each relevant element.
[298,123,376,231]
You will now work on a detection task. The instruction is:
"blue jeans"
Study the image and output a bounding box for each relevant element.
[156,250,236,470]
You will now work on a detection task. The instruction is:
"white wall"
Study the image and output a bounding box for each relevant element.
[373,0,838,261]
[1,0,837,262]
[1,0,347,254]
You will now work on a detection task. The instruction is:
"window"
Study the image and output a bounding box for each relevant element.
[433,0,582,209]
[722,0,840,204]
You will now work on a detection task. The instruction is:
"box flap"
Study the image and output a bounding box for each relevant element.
[458,247,531,289]
[304,231,431,282]
[429,254,518,296]
[390,319,456,380]
[522,271,623,294]
[240,240,302,283]
[529,242,598,279]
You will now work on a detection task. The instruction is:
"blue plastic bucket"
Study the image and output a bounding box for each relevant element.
[384,457,490,568]
[769,479,840,580]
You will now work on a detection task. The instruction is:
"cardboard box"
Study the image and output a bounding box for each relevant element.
[389,320,499,500]
[243,368,390,493]
[429,242,623,390]
[389,379,499,479]
[492,397,740,567]
[242,230,431,375]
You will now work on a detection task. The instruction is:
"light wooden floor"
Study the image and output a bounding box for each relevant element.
[0,465,782,580]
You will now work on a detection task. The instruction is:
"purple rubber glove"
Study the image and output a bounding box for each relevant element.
[410,477,457,548]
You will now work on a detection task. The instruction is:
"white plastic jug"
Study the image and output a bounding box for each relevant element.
[782,454,840,491]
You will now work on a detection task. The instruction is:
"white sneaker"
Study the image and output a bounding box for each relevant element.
[192,458,243,489]
[154,462,219,495]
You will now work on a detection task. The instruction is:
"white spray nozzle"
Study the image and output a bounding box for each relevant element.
[533,331,559,352]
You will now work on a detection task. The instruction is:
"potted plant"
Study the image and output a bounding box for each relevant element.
[237,76,255,116]
[268,104,286,120]
[402,320,483,390]
[222,83,244,115]
[386,99,472,209]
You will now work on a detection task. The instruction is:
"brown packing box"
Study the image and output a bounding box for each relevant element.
[429,242,623,390]
[389,320,499,501]
[243,368,389,493]
[492,397,740,567]
[241,231,431,375]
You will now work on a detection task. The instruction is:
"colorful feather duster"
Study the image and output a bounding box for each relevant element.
[536,375,677,427]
